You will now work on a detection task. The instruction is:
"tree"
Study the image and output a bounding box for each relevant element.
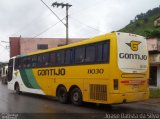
[144,17,148,23]
[145,30,160,38]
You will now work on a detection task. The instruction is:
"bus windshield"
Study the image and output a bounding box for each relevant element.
[117,32,148,73]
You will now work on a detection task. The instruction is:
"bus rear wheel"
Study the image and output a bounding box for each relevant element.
[57,86,68,104]
[70,88,82,106]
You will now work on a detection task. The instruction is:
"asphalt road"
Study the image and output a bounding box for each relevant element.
[0,82,160,119]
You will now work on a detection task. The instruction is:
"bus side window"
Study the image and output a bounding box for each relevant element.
[65,49,74,65]
[102,42,110,63]
[97,43,103,62]
[50,52,56,66]
[38,55,43,67]
[8,59,13,82]
[26,57,31,68]
[15,58,19,69]
[56,50,65,65]
[18,58,22,68]
[21,57,26,68]
[31,55,37,68]
[75,46,85,64]
[42,53,49,67]
[97,41,110,63]
[85,45,95,63]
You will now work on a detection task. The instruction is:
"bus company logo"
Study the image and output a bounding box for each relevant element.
[126,40,141,51]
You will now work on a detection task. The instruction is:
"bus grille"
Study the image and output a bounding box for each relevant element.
[90,84,107,101]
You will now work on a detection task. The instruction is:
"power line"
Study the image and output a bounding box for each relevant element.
[70,16,102,33]
[0,43,9,51]
[32,19,63,38]
[9,0,105,40]
[69,0,106,16]
[35,0,105,37]
[10,0,66,37]
[10,13,48,37]
[40,0,66,26]
[10,0,66,38]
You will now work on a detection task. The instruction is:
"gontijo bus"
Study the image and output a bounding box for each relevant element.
[8,32,149,105]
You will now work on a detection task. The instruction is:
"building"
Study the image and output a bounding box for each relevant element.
[154,16,160,27]
[9,37,85,57]
[147,38,160,88]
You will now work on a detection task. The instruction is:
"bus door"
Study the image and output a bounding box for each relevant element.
[8,59,13,82]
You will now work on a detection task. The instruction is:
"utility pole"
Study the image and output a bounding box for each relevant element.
[52,2,72,45]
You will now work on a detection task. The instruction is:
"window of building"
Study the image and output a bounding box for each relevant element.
[37,44,48,50]
[85,45,95,63]
[75,46,85,63]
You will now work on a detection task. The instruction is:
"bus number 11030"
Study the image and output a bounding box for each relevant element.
[88,69,104,74]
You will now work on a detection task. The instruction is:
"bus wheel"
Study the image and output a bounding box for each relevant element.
[15,83,21,94]
[57,86,68,104]
[70,88,82,106]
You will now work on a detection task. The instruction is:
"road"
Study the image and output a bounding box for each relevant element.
[0,82,160,119]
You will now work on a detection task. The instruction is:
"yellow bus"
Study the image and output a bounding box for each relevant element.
[8,32,149,105]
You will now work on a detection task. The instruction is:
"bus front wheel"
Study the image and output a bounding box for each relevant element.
[15,83,21,94]
[70,88,82,106]
[57,86,68,104]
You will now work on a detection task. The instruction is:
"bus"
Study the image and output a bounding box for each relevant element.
[1,65,8,84]
[8,32,149,105]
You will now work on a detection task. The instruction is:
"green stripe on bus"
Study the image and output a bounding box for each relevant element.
[19,69,32,88]
[25,69,40,89]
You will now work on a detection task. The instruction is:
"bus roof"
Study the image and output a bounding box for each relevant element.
[13,32,144,58]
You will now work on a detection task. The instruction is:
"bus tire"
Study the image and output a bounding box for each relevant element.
[15,83,21,94]
[57,86,68,104]
[70,88,82,106]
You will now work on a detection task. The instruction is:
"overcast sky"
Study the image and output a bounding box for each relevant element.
[0,0,159,62]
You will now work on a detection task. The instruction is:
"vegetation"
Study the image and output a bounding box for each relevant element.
[150,88,160,98]
[119,5,160,38]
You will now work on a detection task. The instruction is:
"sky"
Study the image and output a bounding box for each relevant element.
[0,0,159,62]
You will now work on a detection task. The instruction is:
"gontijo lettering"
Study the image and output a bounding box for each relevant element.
[119,53,147,60]
[38,68,65,76]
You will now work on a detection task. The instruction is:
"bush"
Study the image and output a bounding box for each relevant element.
[150,88,160,98]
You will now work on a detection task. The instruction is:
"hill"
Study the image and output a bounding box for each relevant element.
[119,5,160,38]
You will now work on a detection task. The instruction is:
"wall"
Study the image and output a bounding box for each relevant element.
[9,37,85,57]
[154,17,160,27]
[157,67,160,88]
[9,37,20,57]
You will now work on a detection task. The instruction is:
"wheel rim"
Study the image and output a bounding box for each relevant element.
[73,92,79,101]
